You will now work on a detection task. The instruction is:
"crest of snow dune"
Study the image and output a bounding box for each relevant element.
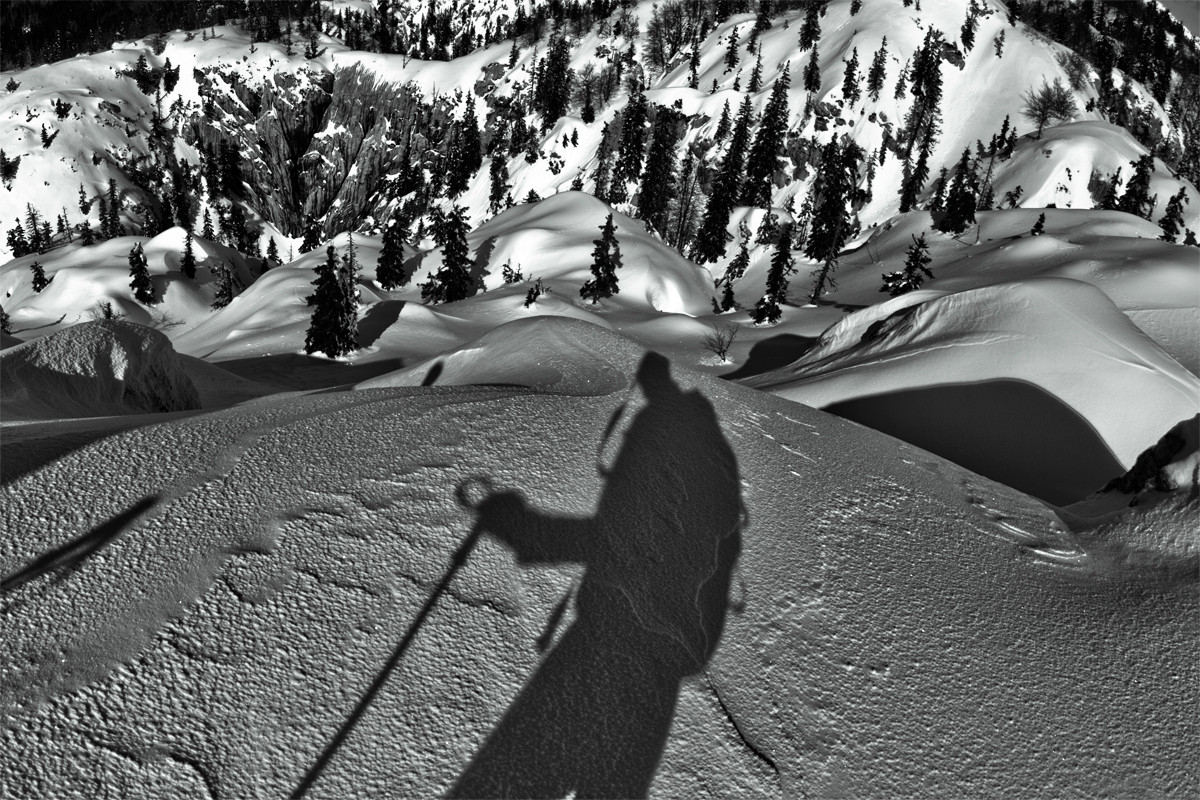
[356,316,644,395]
[0,320,200,420]
[746,278,1200,503]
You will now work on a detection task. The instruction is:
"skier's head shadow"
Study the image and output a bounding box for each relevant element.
[449,351,745,799]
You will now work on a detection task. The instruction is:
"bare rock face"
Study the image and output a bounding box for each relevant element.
[0,321,201,420]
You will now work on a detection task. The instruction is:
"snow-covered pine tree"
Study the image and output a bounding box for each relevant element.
[128,244,154,304]
[637,106,681,234]
[867,38,888,102]
[30,260,50,293]
[748,52,763,93]
[880,233,934,296]
[929,167,949,211]
[1030,212,1046,236]
[305,246,355,356]
[724,25,741,73]
[842,47,861,106]
[807,138,864,303]
[752,224,795,325]
[181,227,197,279]
[936,148,977,234]
[299,214,321,252]
[488,155,511,214]
[1158,187,1189,242]
[714,100,732,142]
[377,206,410,289]
[421,205,473,304]
[741,64,791,207]
[692,95,755,263]
[610,89,649,204]
[580,213,622,303]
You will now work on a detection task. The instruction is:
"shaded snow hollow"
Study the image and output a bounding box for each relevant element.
[1,319,1195,798]
[0,320,200,420]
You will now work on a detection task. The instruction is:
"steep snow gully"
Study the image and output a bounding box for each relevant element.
[1,321,1196,798]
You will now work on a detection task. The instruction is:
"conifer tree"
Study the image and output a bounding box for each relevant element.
[79,184,91,217]
[106,179,122,237]
[580,213,622,303]
[724,25,740,73]
[1098,168,1122,211]
[961,5,979,52]
[742,65,791,207]
[637,106,681,234]
[305,246,356,355]
[1183,229,1198,246]
[340,234,360,340]
[593,121,614,202]
[488,155,511,214]
[1030,212,1046,236]
[714,100,732,142]
[80,221,96,246]
[807,138,864,302]
[611,89,649,203]
[748,52,764,93]
[798,3,821,51]
[128,243,154,304]
[421,205,473,303]
[936,148,977,234]
[929,167,949,212]
[299,214,322,252]
[181,226,197,279]
[1158,187,1189,242]
[842,47,861,106]
[722,223,751,311]
[461,94,483,179]
[692,95,755,263]
[851,0,862,13]
[30,260,50,293]
[377,206,410,289]
[203,208,216,240]
[803,45,821,93]
[752,224,795,325]
[1117,154,1155,219]
[0,305,9,334]
[880,233,934,296]
[868,38,888,102]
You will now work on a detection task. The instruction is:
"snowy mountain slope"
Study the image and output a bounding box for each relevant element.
[744,278,1200,502]
[1,326,1194,798]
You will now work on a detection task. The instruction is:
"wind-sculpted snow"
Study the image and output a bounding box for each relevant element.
[1,333,1195,798]
[746,279,1200,505]
[0,320,200,420]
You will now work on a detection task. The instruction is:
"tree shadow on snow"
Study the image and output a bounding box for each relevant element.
[447,351,746,798]
[722,333,818,380]
[470,235,497,295]
[216,353,405,391]
[356,299,406,348]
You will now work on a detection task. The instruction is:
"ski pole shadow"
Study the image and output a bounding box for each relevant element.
[0,496,158,595]
[449,351,746,799]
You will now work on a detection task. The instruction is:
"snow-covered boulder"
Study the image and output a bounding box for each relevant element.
[0,320,201,420]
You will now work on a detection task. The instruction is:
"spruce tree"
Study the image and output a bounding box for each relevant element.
[714,100,732,142]
[30,260,50,293]
[1158,187,1189,243]
[936,148,977,234]
[266,236,280,265]
[488,155,511,214]
[722,223,751,311]
[803,45,821,93]
[340,235,360,344]
[1098,168,1122,211]
[305,246,356,356]
[377,206,410,289]
[0,305,9,335]
[181,226,197,279]
[637,106,681,234]
[798,3,821,51]
[128,243,154,304]
[1184,229,1198,246]
[460,94,483,180]
[692,95,755,263]
[211,261,234,309]
[299,214,321,252]
[724,25,741,73]
[880,233,934,296]
[421,205,473,304]
[106,179,122,236]
[842,47,861,106]
[1117,154,1155,219]
[748,52,763,93]
[1030,212,1046,236]
[611,89,649,203]
[929,167,949,212]
[581,84,595,124]
[752,224,795,325]
[580,213,622,303]
[807,139,863,303]
[868,37,890,102]
[741,65,791,207]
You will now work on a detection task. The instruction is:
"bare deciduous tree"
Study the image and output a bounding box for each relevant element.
[1022,78,1078,139]
[702,323,739,363]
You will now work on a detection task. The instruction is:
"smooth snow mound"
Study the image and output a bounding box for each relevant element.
[0,320,200,420]
[356,316,639,395]
[746,279,1200,504]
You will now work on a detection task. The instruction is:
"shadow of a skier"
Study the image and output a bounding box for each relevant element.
[450,351,745,799]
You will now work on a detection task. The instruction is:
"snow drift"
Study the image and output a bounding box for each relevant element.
[746,279,1200,505]
[0,320,200,420]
